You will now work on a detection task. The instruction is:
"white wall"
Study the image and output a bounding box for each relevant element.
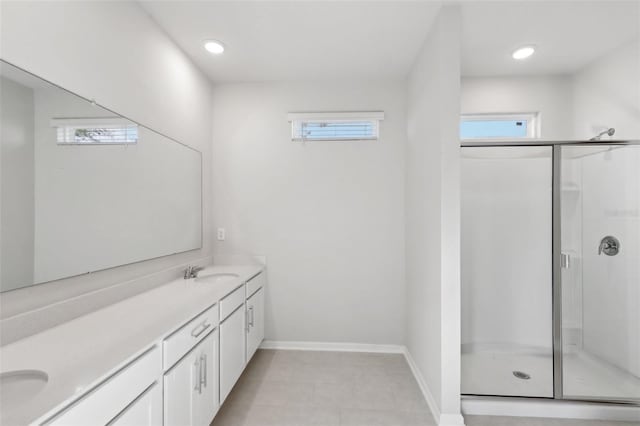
[211,80,406,345]
[405,6,464,426]
[461,75,573,140]
[572,38,640,140]
[0,77,35,291]
[0,1,213,342]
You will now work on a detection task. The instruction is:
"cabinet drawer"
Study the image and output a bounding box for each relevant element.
[219,285,245,321]
[43,346,161,425]
[163,304,218,370]
[246,271,265,299]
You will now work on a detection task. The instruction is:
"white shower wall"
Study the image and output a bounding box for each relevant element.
[461,147,553,351]
[576,146,640,378]
[560,156,584,351]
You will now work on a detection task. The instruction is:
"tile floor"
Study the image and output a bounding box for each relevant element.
[211,349,639,426]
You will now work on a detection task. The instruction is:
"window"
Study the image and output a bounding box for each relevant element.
[51,117,138,145]
[460,113,539,140]
[288,111,384,141]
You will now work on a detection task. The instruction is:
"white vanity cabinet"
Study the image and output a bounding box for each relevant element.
[42,347,161,426]
[219,285,246,403]
[109,383,162,426]
[164,329,219,426]
[15,268,266,426]
[245,274,265,362]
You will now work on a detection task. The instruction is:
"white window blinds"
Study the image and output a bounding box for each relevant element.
[288,112,384,141]
[51,117,138,145]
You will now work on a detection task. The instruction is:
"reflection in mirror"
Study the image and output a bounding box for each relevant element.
[0,61,202,292]
[460,1,640,141]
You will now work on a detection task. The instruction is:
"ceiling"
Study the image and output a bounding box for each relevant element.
[140,1,639,83]
[460,1,640,76]
[139,1,442,83]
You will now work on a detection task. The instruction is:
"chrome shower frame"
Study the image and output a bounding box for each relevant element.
[460,139,640,406]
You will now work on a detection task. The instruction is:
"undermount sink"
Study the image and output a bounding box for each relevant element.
[195,272,239,284]
[0,370,48,408]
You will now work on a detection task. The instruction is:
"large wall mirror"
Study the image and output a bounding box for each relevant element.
[1,60,202,292]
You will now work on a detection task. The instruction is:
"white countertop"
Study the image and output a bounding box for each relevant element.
[0,264,263,426]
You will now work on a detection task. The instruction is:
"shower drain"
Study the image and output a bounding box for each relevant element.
[513,371,531,380]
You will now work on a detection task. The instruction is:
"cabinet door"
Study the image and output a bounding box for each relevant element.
[164,331,219,426]
[163,345,199,426]
[246,287,264,362]
[108,383,162,426]
[219,305,246,403]
[195,329,219,426]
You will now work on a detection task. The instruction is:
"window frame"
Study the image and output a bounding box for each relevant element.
[287,111,385,142]
[460,112,540,141]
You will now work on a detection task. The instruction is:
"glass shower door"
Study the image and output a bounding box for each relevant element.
[461,146,554,398]
[559,144,640,402]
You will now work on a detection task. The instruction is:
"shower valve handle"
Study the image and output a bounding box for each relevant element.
[598,236,620,256]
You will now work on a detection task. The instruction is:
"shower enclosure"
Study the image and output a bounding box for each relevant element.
[461,140,640,404]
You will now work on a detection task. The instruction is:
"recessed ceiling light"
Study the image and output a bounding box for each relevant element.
[204,40,225,55]
[512,46,535,60]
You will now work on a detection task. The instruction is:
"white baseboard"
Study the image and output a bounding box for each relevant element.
[403,349,466,426]
[402,348,442,423]
[439,414,467,426]
[462,396,640,422]
[259,340,405,353]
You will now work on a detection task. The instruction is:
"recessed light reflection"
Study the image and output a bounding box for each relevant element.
[204,40,225,55]
[512,46,535,60]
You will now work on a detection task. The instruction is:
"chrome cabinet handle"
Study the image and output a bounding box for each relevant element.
[201,354,207,389]
[246,308,251,332]
[191,321,211,338]
[193,358,201,393]
[249,306,255,327]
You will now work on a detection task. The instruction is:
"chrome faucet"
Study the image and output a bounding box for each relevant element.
[184,265,204,279]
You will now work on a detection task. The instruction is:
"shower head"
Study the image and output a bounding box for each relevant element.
[590,128,615,141]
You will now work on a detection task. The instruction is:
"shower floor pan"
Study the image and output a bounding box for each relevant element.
[462,347,640,401]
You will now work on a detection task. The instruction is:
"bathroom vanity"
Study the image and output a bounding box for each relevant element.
[0,265,265,426]
[0,58,266,425]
